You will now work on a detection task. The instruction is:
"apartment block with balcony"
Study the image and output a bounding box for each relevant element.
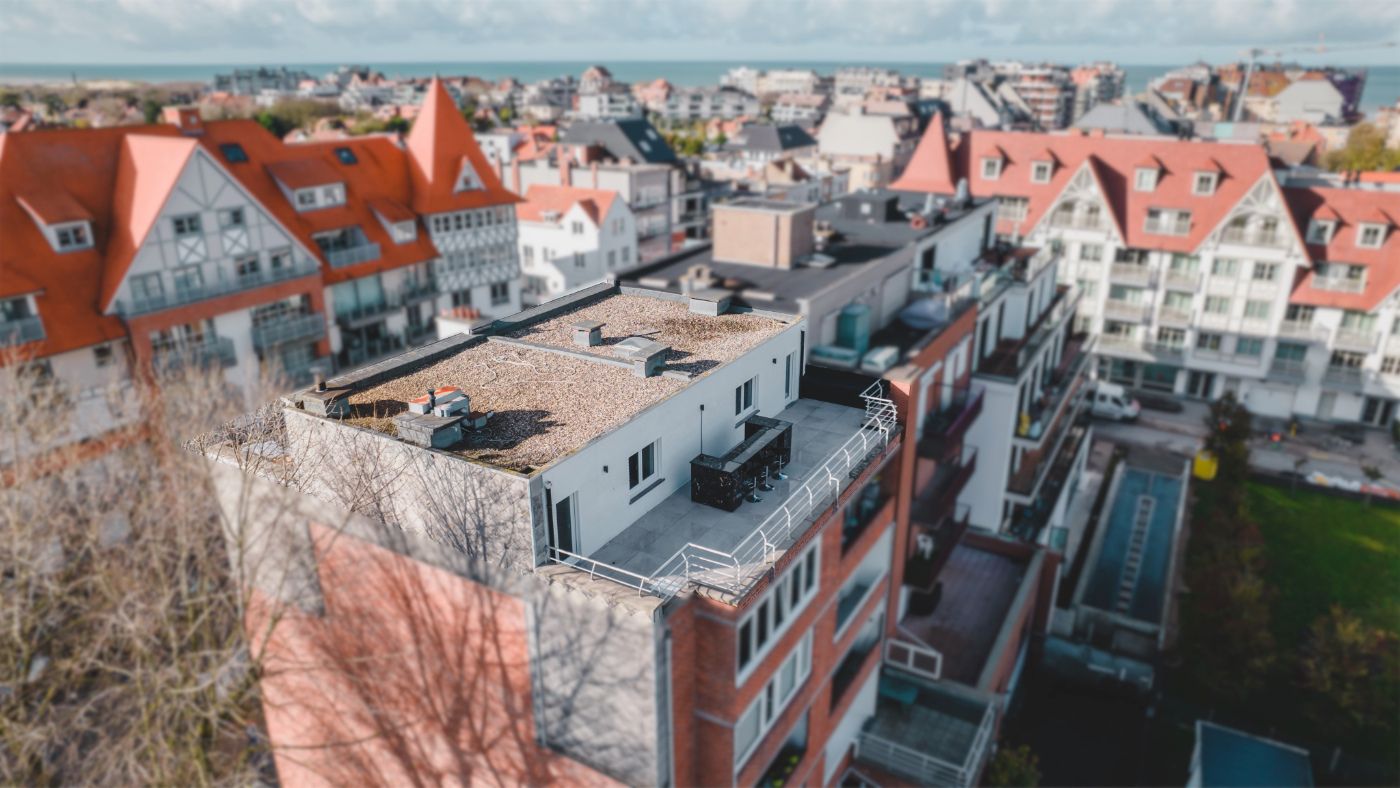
[212,283,917,785]
[514,183,638,307]
[891,113,1400,429]
[0,79,521,462]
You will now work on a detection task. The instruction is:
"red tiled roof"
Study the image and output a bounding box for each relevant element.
[16,190,93,225]
[1286,186,1400,311]
[100,135,200,309]
[0,124,183,356]
[404,77,519,214]
[893,125,1284,253]
[267,158,344,189]
[516,184,618,227]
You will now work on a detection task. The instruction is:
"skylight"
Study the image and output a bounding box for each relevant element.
[334,147,358,165]
[219,143,248,164]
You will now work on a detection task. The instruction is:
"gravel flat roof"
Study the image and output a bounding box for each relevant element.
[339,291,790,473]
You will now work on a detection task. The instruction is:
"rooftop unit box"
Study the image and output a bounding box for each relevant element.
[840,193,901,224]
[711,199,816,270]
[837,302,872,356]
[612,337,670,377]
[571,320,604,347]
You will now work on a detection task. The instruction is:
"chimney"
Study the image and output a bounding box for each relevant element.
[161,106,204,136]
[561,152,573,187]
[591,161,599,190]
[510,158,522,195]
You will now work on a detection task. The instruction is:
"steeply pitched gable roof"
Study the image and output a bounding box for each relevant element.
[560,118,678,165]
[404,77,519,214]
[1286,185,1400,311]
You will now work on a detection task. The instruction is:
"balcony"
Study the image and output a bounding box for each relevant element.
[1313,276,1366,294]
[398,279,439,304]
[0,315,45,347]
[917,389,983,461]
[978,288,1080,380]
[1270,357,1308,383]
[335,299,398,328]
[116,258,320,317]
[251,312,326,350]
[912,445,977,531]
[1333,328,1379,354]
[323,242,381,269]
[1017,336,1091,445]
[1158,307,1192,327]
[1008,401,1088,500]
[1048,213,1103,230]
[904,503,970,592]
[1324,365,1363,388]
[855,670,996,787]
[1278,320,1329,342]
[153,336,236,374]
[1108,263,1156,287]
[1221,227,1286,247]
[1103,299,1150,322]
[1162,270,1201,290]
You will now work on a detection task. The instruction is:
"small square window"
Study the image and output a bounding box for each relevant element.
[1193,172,1217,195]
[1196,332,1223,351]
[219,208,245,229]
[1252,262,1279,282]
[1134,168,1158,192]
[296,191,317,208]
[981,157,1002,180]
[1307,219,1335,245]
[1031,161,1052,184]
[628,440,659,490]
[735,377,756,416]
[93,344,115,368]
[1358,223,1385,249]
[172,214,202,236]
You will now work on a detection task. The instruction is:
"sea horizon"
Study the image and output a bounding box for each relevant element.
[2,59,1397,113]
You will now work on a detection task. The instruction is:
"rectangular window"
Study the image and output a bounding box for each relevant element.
[490,282,510,306]
[1196,332,1223,352]
[996,197,1028,222]
[628,440,658,490]
[296,190,317,208]
[1358,224,1384,249]
[733,629,813,770]
[1193,172,1217,195]
[1286,304,1315,324]
[784,351,797,399]
[1307,219,1335,245]
[1204,296,1230,315]
[172,214,202,236]
[219,208,245,229]
[1031,161,1052,183]
[130,272,164,303]
[607,250,617,269]
[573,252,585,269]
[1079,243,1103,263]
[1244,300,1271,321]
[93,344,115,368]
[1164,291,1193,311]
[1252,262,1279,282]
[1235,337,1264,357]
[1158,327,1186,347]
[1134,168,1158,191]
[1382,357,1400,376]
[735,376,756,416]
[622,246,632,263]
[1212,258,1240,277]
[736,543,820,681]
[172,266,204,295]
[1275,341,1307,362]
[981,157,1002,180]
[55,223,91,250]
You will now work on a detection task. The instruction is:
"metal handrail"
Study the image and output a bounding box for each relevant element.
[0,315,45,346]
[117,259,319,317]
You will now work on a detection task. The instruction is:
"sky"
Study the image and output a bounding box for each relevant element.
[2,0,1399,66]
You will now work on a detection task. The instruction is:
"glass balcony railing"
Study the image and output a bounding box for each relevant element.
[1277,320,1329,342]
[0,315,45,347]
[323,242,382,269]
[117,259,319,317]
[1333,328,1379,353]
[917,389,983,461]
[1108,263,1156,286]
[153,336,236,374]
[251,313,327,350]
[1270,357,1308,382]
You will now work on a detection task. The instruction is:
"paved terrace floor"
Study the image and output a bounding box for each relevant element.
[588,398,873,579]
[899,541,1028,686]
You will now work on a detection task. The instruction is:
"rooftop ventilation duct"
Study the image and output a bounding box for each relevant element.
[612,336,670,377]
[571,320,604,347]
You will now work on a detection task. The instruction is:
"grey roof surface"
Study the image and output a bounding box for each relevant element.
[561,118,678,165]
[1074,100,1177,136]
[621,190,986,315]
[1197,722,1313,787]
[732,123,818,154]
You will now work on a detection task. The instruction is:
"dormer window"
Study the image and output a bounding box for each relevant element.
[1031,161,1053,184]
[1134,167,1159,192]
[981,156,1003,180]
[334,146,358,165]
[454,159,483,193]
[54,221,92,251]
[218,143,248,164]
[390,221,416,244]
[1193,172,1218,195]
[1306,219,1335,245]
[296,190,317,208]
[1358,222,1385,249]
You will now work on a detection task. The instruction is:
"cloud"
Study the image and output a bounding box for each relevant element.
[1,0,1397,60]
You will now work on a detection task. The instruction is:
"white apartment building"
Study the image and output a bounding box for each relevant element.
[516,184,638,304]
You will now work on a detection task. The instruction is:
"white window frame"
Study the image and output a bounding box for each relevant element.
[53,221,92,251]
[628,440,659,491]
[736,542,819,685]
[1193,172,1218,196]
[735,376,757,417]
[1252,262,1279,282]
[980,156,1002,180]
[732,628,813,772]
[1358,223,1385,250]
[1134,167,1158,192]
[1030,161,1052,184]
[1306,219,1335,245]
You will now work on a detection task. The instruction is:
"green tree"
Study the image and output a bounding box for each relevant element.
[986,744,1041,787]
[1324,123,1400,174]
[385,116,410,134]
[0,90,21,107]
[1298,605,1400,732]
[141,98,163,124]
[255,110,293,139]
[1204,391,1252,493]
[498,106,514,124]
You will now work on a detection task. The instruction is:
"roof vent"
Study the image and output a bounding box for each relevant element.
[802,253,837,269]
[408,386,472,418]
[688,287,733,316]
[395,386,493,448]
[571,320,604,347]
[613,337,670,377]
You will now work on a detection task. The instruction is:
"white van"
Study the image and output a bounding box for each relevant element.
[1090,382,1141,421]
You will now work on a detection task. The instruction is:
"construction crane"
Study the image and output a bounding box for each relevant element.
[1231,38,1397,122]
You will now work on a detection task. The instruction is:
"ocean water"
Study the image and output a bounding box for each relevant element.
[1,60,1397,113]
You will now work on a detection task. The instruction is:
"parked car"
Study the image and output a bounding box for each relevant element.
[1090,381,1141,421]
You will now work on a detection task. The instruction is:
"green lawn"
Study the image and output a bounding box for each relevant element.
[1248,482,1400,644]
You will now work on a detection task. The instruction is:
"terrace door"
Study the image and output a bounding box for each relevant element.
[546,491,578,559]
